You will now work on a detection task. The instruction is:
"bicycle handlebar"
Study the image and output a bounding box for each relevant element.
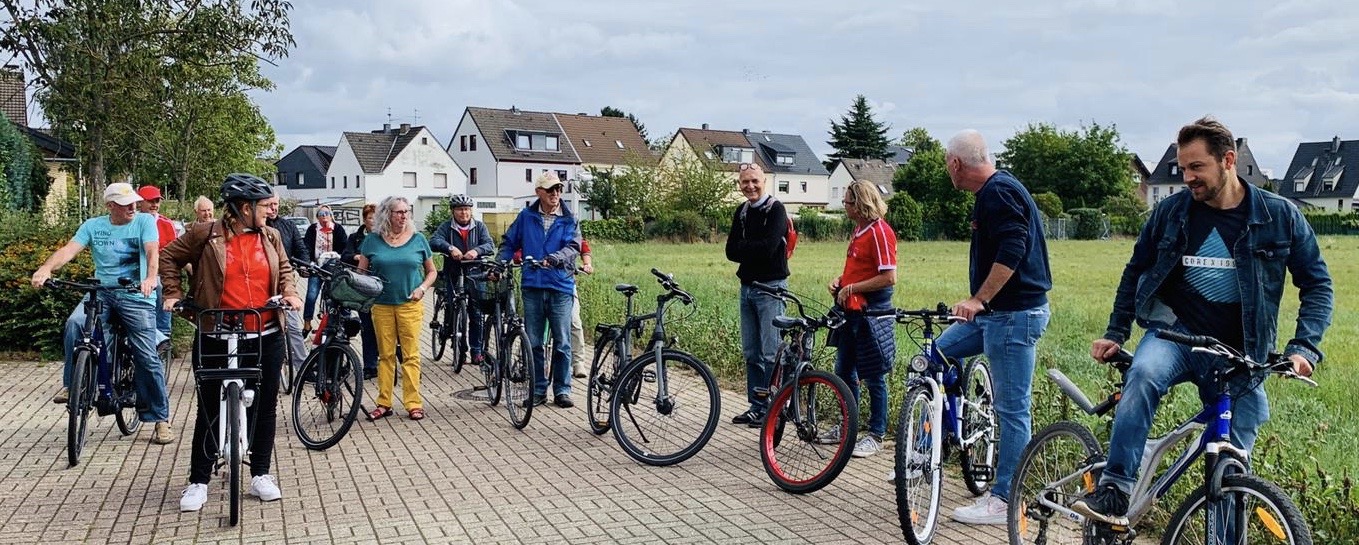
[44,277,138,294]
[864,302,957,324]
[649,268,693,305]
[749,281,844,330]
[1156,330,1317,387]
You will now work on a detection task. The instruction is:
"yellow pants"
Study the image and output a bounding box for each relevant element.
[371,300,423,410]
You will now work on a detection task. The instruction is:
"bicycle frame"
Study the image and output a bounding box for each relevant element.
[191,307,270,471]
[896,307,983,459]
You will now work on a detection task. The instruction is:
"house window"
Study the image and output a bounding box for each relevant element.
[1295,181,1306,192]
[517,134,531,149]
[477,202,495,209]
[832,187,841,199]
[356,175,361,188]
[778,181,789,193]
[777,154,794,166]
[469,135,477,151]
[296,172,304,186]
[1169,165,1179,176]
[1339,200,1345,211]
[342,175,347,189]
[460,135,467,151]
[469,168,477,185]
[1247,165,1253,175]
[546,135,559,151]
[422,137,428,145]
[556,170,568,187]
[525,168,533,182]
[800,181,807,193]
[615,140,624,149]
[721,147,754,163]
[583,139,592,147]
[329,176,335,189]
[434,172,447,189]
[403,172,417,188]
[1153,186,1160,198]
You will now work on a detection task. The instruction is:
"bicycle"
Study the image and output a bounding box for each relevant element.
[584,281,644,435]
[288,257,381,450]
[748,281,857,493]
[607,269,720,467]
[180,297,283,526]
[45,278,145,467]
[429,261,479,373]
[469,257,535,429]
[883,303,996,544]
[1008,330,1315,545]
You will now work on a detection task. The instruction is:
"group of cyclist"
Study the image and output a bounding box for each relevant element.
[726,117,1333,529]
[29,115,1332,529]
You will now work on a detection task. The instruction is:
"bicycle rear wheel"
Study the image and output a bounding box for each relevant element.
[430,288,450,362]
[226,382,242,526]
[291,344,363,450]
[1007,421,1102,545]
[114,352,142,436]
[504,330,534,429]
[960,356,996,496]
[610,350,721,467]
[586,335,622,435]
[67,348,96,467]
[760,369,855,493]
[896,384,942,544]
[451,301,469,374]
[278,330,294,395]
[1162,473,1312,545]
[480,325,502,406]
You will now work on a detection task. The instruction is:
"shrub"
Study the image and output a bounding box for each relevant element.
[1108,214,1145,237]
[422,205,451,237]
[885,192,923,241]
[0,210,89,358]
[581,217,646,242]
[648,210,709,242]
[1067,208,1106,240]
[1032,191,1065,218]
[792,207,852,241]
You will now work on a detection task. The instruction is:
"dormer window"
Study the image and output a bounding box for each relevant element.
[719,146,755,164]
[510,131,561,152]
[1169,165,1179,176]
[776,153,794,166]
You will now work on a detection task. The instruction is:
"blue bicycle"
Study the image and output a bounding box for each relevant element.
[1008,331,1314,545]
[883,303,996,545]
[46,278,152,467]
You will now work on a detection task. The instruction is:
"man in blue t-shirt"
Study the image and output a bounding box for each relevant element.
[32,182,175,445]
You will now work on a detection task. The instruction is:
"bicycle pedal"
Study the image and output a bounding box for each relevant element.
[472,385,488,391]
[641,369,657,383]
[753,387,771,399]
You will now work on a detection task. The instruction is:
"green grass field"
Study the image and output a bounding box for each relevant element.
[578,237,1359,483]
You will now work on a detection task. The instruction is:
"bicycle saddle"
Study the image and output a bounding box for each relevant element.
[772,315,806,330]
[614,284,638,295]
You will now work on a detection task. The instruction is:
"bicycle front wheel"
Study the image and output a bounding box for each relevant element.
[430,288,450,362]
[610,350,721,467]
[586,335,623,435]
[760,369,856,494]
[114,352,142,436]
[291,344,363,450]
[1007,421,1102,545]
[504,330,534,429]
[896,384,942,544]
[67,348,96,467]
[480,324,502,406]
[1162,473,1312,545]
[960,356,996,496]
[226,382,242,527]
[451,301,469,374]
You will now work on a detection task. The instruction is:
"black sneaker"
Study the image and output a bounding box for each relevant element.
[731,409,762,425]
[1072,483,1130,520]
[746,413,767,428]
[554,394,574,408]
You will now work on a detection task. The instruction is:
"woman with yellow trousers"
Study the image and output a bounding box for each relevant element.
[357,196,437,421]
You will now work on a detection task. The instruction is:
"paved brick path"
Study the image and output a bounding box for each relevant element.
[0,304,1011,544]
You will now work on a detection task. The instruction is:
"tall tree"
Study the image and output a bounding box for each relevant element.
[600,106,649,145]
[0,0,294,209]
[579,166,620,219]
[997,122,1136,210]
[826,95,891,166]
[892,146,973,240]
[899,127,941,156]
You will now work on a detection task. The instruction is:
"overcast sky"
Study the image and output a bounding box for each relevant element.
[254,0,1359,176]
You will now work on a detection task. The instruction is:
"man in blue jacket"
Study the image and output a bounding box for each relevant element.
[430,194,495,367]
[498,172,582,408]
[938,129,1053,525]
[1075,117,1333,521]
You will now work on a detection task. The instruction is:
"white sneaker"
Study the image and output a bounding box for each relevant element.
[815,425,842,444]
[851,435,882,458]
[951,492,1007,525]
[248,475,282,501]
[180,483,208,512]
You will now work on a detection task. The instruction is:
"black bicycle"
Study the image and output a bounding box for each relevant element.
[430,262,480,373]
[288,257,382,450]
[748,281,857,494]
[45,278,146,467]
[469,257,534,429]
[607,269,721,467]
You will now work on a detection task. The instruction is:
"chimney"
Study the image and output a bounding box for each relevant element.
[577,112,588,116]
[701,123,709,130]
[382,123,391,133]
[399,123,411,134]
[0,65,27,127]
[742,128,750,135]
[1333,135,1342,153]
[510,105,520,115]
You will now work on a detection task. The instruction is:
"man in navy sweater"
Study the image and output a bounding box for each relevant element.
[938,129,1053,525]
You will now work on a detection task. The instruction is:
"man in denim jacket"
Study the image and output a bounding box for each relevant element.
[1076,117,1333,519]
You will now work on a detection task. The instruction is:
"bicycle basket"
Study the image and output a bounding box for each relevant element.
[469,272,514,311]
[327,269,384,311]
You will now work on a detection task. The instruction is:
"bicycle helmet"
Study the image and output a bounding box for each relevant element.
[449,193,474,208]
[220,173,274,221]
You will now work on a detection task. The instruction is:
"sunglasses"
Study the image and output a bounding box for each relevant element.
[317,211,332,217]
[738,163,760,172]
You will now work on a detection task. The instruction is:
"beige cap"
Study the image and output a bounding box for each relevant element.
[103,183,143,206]
[534,171,564,191]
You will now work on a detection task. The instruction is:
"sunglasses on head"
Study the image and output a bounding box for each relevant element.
[738,163,760,172]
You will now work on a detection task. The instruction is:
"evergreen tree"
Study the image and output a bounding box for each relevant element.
[600,106,649,145]
[826,95,891,167]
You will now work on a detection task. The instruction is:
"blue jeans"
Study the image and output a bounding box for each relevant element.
[1099,325,1270,494]
[834,354,888,437]
[739,280,787,414]
[304,277,324,322]
[522,287,573,396]
[62,294,171,422]
[935,303,1050,500]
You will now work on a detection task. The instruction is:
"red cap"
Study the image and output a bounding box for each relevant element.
[136,186,163,201]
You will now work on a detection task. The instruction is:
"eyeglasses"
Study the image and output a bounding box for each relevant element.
[392,209,411,215]
[317,211,332,217]
[739,163,760,172]
[842,200,856,206]
[540,186,563,194]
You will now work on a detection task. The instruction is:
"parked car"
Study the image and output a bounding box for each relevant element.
[283,216,309,236]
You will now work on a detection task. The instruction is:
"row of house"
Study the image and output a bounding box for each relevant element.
[1138,136,1358,213]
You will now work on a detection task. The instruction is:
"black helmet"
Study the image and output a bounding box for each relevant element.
[449,193,474,208]
[221,173,273,203]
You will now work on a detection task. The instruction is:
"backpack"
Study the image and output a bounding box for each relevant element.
[741,199,797,259]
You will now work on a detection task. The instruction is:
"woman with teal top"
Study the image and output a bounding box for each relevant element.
[357,196,438,421]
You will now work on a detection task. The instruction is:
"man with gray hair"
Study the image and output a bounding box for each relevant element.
[192,196,215,224]
[936,129,1052,525]
[725,162,789,427]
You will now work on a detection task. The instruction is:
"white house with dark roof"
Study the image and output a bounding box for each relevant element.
[663,125,830,211]
[309,123,465,230]
[827,158,900,210]
[448,106,582,214]
[1278,136,1359,212]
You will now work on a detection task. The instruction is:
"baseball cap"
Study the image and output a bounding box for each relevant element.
[103,183,143,206]
[534,171,564,191]
[136,185,163,201]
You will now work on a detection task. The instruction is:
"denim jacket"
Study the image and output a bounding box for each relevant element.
[1103,181,1333,365]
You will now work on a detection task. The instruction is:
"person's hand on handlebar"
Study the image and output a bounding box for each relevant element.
[30,267,51,289]
[139,276,157,298]
[282,295,303,310]
[950,296,987,321]
[447,247,463,260]
[1090,338,1123,362]
[1288,353,1313,377]
[164,297,180,312]
[827,278,840,296]
[461,249,479,261]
